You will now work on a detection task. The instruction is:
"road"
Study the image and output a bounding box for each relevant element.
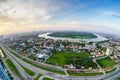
[1,45,32,80]
[93,59,106,75]
[1,45,120,80]
[2,59,20,80]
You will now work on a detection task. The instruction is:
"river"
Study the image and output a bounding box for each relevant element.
[38,32,107,42]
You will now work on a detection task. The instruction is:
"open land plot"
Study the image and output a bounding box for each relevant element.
[97,57,116,68]
[67,70,103,76]
[46,52,98,68]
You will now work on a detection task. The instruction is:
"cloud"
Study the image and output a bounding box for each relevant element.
[0,0,120,35]
[0,0,66,24]
[0,0,69,34]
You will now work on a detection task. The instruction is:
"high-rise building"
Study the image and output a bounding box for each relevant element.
[0,62,10,80]
[105,48,113,56]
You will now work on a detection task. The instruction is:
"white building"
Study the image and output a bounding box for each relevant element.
[105,48,113,56]
[37,54,44,58]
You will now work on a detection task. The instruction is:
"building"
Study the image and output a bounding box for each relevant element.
[105,48,113,56]
[0,62,10,80]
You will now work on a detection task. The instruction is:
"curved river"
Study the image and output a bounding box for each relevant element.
[38,32,107,42]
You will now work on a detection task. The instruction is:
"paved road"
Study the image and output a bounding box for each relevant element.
[101,68,120,80]
[1,46,32,80]
[93,59,106,75]
[2,59,20,80]
[9,47,66,75]
[39,75,45,80]
[1,45,120,80]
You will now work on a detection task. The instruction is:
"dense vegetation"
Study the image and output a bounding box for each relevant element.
[48,32,97,39]
[47,52,97,68]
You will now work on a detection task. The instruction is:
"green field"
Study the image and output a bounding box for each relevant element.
[48,32,97,39]
[106,68,116,73]
[34,73,43,80]
[47,52,97,68]
[43,77,53,80]
[20,64,35,76]
[67,70,103,76]
[97,57,116,68]
[116,77,120,80]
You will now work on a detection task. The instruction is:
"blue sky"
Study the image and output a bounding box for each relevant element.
[51,0,120,21]
[0,0,120,35]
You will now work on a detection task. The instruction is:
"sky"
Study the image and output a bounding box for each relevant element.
[0,0,120,35]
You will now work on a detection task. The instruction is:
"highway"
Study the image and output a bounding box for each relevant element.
[1,44,120,80]
[1,45,32,80]
[102,68,120,80]
[2,59,20,80]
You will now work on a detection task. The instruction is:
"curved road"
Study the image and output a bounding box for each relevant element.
[1,45,120,80]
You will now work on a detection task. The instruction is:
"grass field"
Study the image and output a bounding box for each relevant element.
[43,77,53,80]
[106,68,116,73]
[67,70,103,76]
[34,73,43,80]
[47,52,97,68]
[97,57,116,68]
[20,64,35,76]
[6,59,20,77]
[116,77,120,80]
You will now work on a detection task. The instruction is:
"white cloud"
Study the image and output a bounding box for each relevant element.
[0,0,119,35]
[0,0,66,24]
[0,0,69,34]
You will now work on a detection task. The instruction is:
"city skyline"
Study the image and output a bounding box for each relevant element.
[0,0,120,35]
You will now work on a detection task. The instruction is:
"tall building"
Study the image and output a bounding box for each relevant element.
[105,48,113,56]
[0,62,10,80]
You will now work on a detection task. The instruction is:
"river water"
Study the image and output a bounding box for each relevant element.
[38,32,107,42]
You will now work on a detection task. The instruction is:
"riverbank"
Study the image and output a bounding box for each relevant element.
[38,32,107,42]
